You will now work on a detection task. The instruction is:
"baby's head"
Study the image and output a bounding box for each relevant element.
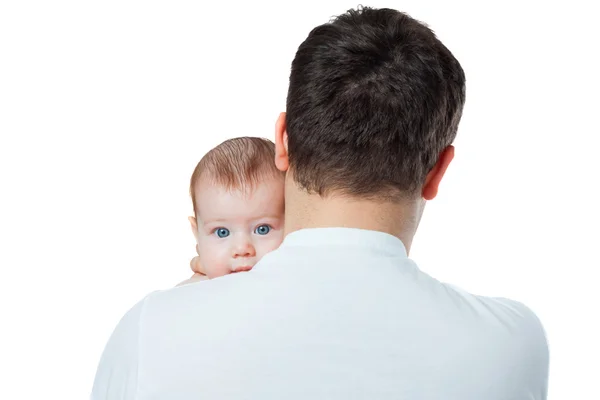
[189,137,285,279]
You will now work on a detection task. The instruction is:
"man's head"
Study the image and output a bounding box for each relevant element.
[189,137,285,278]
[275,7,466,205]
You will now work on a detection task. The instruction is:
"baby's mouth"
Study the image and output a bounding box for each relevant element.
[232,265,253,273]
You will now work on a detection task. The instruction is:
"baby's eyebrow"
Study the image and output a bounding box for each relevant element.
[200,219,228,226]
[251,215,283,222]
[200,215,283,226]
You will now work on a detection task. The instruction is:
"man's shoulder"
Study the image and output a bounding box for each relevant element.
[442,282,548,360]
[436,283,549,386]
[444,282,545,331]
[487,295,549,351]
[140,273,261,320]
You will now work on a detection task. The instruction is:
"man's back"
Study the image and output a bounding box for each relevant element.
[92,228,548,399]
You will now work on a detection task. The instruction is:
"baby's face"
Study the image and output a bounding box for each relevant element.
[191,177,285,279]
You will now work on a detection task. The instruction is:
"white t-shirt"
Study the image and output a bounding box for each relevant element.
[92,227,549,399]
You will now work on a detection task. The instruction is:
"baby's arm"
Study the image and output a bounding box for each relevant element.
[176,272,208,286]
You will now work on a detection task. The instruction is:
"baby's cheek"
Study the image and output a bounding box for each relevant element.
[271,231,285,249]
[256,235,284,258]
[199,241,230,278]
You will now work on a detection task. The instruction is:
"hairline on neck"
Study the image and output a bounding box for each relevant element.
[282,176,424,254]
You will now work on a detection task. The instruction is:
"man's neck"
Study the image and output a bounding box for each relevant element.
[283,184,424,255]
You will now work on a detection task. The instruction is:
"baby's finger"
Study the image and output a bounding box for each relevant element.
[190,256,207,275]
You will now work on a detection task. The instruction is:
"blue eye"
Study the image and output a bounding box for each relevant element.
[215,228,230,238]
[254,225,271,235]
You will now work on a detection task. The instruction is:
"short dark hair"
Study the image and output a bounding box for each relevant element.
[285,6,466,200]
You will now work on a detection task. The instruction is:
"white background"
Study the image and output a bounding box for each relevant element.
[1,1,598,399]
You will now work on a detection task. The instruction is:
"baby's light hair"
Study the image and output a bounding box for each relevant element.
[190,137,283,215]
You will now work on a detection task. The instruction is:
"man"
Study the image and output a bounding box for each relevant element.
[92,6,549,399]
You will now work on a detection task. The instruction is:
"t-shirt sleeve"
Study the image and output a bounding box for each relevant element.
[90,296,149,400]
[501,298,550,400]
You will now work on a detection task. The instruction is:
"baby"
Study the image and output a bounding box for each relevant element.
[179,136,285,285]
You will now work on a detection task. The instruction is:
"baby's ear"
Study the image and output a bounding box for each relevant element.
[188,216,199,241]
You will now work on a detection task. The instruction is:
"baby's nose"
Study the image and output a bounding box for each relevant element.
[233,239,256,258]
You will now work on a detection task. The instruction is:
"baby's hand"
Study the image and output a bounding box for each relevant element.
[191,244,207,276]
[176,245,208,286]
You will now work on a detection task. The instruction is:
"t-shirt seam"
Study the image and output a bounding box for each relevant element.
[133,291,154,400]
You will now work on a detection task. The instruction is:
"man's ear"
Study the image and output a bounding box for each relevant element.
[422,145,455,200]
[274,112,289,172]
[188,216,199,242]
